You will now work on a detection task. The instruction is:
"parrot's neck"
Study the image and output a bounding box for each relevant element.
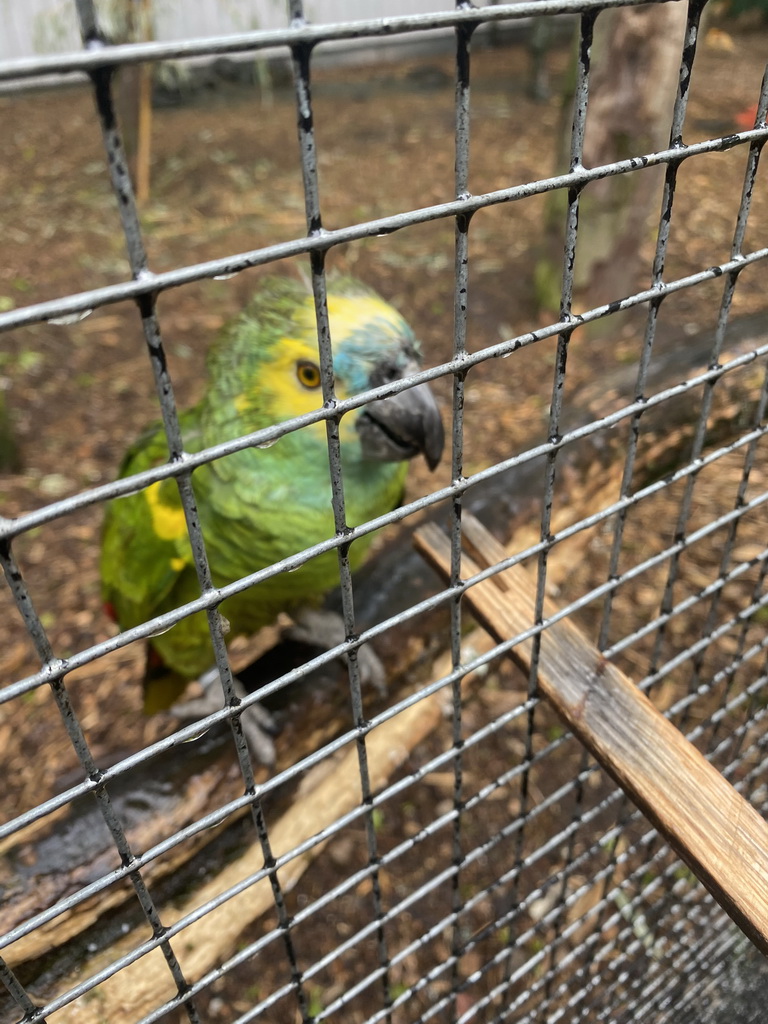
[199,398,408,527]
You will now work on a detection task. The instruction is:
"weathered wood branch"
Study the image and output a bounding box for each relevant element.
[23,637,491,1024]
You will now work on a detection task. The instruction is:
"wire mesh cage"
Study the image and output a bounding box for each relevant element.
[2,1,768,1022]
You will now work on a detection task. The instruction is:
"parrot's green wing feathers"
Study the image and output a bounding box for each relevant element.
[100,410,231,695]
[101,425,192,623]
[100,275,444,714]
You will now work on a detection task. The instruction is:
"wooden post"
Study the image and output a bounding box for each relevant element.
[115,0,153,203]
[134,0,152,204]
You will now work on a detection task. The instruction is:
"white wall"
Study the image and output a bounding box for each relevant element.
[0,0,493,62]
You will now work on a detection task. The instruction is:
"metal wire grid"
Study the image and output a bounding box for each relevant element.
[1,0,768,1022]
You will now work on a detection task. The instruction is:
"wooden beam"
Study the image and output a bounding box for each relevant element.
[414,513,768,955]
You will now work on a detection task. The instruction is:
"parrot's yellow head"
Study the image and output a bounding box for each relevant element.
[211,277,444,471]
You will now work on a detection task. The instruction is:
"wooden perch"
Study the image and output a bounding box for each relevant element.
[414,512,768,955]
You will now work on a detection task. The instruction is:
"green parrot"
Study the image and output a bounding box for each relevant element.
[101,276,444,757]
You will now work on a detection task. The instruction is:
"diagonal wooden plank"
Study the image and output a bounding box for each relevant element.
[414,513,768,955]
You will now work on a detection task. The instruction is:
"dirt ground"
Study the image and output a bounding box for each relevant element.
[2,18,768,1024]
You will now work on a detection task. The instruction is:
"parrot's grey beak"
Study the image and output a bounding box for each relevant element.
[357,370,444,471]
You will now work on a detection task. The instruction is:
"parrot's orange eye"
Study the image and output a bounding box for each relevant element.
[296,360,321,389]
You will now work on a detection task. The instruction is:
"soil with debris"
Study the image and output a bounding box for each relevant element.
[1,21,768,1024]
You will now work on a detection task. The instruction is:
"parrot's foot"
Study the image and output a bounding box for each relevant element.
[168,609,385,766]
[283,608,387,696]
[169,668,279,766]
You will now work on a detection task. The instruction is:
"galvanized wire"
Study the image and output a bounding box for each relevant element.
[3,412,768,851]
[2,130,767,337]
[646,5,764,685]
[0,0,707,86]
[598,0,707,651]
[289,0,393,1015]
[2,1,768,1023]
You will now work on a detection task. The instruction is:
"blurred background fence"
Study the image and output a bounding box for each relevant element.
[2,0,768,1022]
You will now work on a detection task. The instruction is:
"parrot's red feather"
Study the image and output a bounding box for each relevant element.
[735,103,758,130]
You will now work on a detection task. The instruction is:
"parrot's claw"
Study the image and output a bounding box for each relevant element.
[169,669,278,766]
[283,608,387,697]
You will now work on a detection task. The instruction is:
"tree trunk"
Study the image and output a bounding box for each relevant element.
[534,3,688,313]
